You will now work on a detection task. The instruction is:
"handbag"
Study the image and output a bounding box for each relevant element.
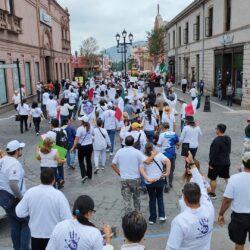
[15,114,21,121]
[153,159,169,193]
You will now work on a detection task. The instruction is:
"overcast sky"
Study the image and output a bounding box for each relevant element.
[57,0,193,53]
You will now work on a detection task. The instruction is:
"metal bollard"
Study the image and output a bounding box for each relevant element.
[203,95,211,112]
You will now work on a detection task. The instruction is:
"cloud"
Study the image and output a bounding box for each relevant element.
[57,0,193,53]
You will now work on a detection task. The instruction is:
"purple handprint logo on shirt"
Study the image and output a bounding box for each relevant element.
[65,231,80,250]
[197,217,209,235]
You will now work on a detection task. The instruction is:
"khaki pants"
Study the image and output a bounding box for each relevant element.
[121,178,141,215]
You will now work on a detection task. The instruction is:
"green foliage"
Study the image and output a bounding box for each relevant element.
[146,27,165,58]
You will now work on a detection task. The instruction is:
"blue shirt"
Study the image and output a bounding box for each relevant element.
[158,131,179,159]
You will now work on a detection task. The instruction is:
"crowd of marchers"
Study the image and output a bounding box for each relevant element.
[1,74,250,250]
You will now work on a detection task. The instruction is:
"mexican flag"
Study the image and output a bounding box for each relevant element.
[159,62,167,74]
[150,64,160,81]
[185,98,198,115]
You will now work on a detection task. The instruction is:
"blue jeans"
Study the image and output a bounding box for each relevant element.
[7,206,30,250]
[57,165,64,181]
[145,130,155,143]
[60,115,69,125]
[146,180,165,222]
[140,175,146,188]
[107,129,116,153]
[66,150,76,166]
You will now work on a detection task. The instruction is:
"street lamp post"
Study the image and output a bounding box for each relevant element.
[116,29,133,87]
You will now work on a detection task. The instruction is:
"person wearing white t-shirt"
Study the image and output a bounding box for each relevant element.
[46,195,112,250]
[161,106,176,132]
[112,136,155,215]
[12,90,21,111]
[30,102,45,136]
[180,116,202,159]
[140,142,171,224]
[16,168,72,250]
[58,98,74,125]
[178,98,187,131]
[218,152,250,250]
[42,91,50,117]
[46,95,58,123]
[142,110,158,143]
[189,86,198,100]
[93,118,111,173]
[0,140,30,250]
[181,77,188,93]
[71,116,94,182]
[103,103,118,156]
[16,99,30,134]
[166,152,214,250]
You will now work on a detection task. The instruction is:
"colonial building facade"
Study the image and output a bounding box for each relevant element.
[0,0,71,111]
[166,0,250,108]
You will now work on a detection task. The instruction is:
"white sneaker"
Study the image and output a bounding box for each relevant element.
[148,221,155,225]
[81,176,88,183]
[109,152,113,156]
[159,216,167,222]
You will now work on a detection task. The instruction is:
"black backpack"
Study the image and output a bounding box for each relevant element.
[54,129,68,149]
[133,133,141,150]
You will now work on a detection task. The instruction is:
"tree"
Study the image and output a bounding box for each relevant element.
[146,27,165,67]
[79,37,99,75]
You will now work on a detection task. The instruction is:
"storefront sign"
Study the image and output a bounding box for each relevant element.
[221,34,234,46]
[40,9,52,27]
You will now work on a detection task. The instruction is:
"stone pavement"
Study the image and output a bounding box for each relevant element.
[0,88,250,249]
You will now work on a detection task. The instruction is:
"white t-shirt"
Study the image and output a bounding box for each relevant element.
[39,149,58,168]
[224,172,250,213]
[43,92,50,105]
[180,103,187,120]
[141,153,167,184]
[59,104,74,116]
[63,89,70,99]
[76,126,93,146]
[30,107,43,118]
[46,219,104,250]
[103,110,117,130]
[12,94,20,104]
[93,127,111,150]
[112,146,144,180]
[121,131,147,152]
[190,88,198,98]
[68,92,77,104]
[17,103,30,115]
[180,125,202,149]
[181,79,187,85]
[45,128,67,143]
[16,184,72,238]
[46,100,58,117]
[142,117,157,131]
[0,155,26,196]
[168,168,214,250]
[161,113,176,132]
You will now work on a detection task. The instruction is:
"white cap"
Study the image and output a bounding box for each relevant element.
[107,102,113,108]
[242,151,250,162]
[6,140,25,152]
[78,116,89,122]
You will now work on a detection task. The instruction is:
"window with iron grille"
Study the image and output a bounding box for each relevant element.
[183,22,189,44]
[205,8,213,37]
[193,15,200,41]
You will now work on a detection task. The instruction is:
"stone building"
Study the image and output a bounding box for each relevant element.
[0,0,71,112]
[166,0,250,108]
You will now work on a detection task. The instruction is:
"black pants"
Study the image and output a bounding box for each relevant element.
[32,237,49,250]
[168,157,176,186]
[33,117,41,133]
[20,115,28,133]
[78,144,93,179]
[227,95,233,106]
[182,84,187,93]
[41,104,47,119]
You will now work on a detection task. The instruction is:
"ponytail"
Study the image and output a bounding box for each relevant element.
[75,214,96,228]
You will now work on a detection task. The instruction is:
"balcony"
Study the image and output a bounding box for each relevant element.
[62,38,71,50]
[0,9,9,30]
[0,8,22,34]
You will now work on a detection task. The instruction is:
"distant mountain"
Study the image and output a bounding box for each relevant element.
[105,41,147,62]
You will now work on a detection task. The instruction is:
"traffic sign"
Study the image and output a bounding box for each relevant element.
[0,64,17,69]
